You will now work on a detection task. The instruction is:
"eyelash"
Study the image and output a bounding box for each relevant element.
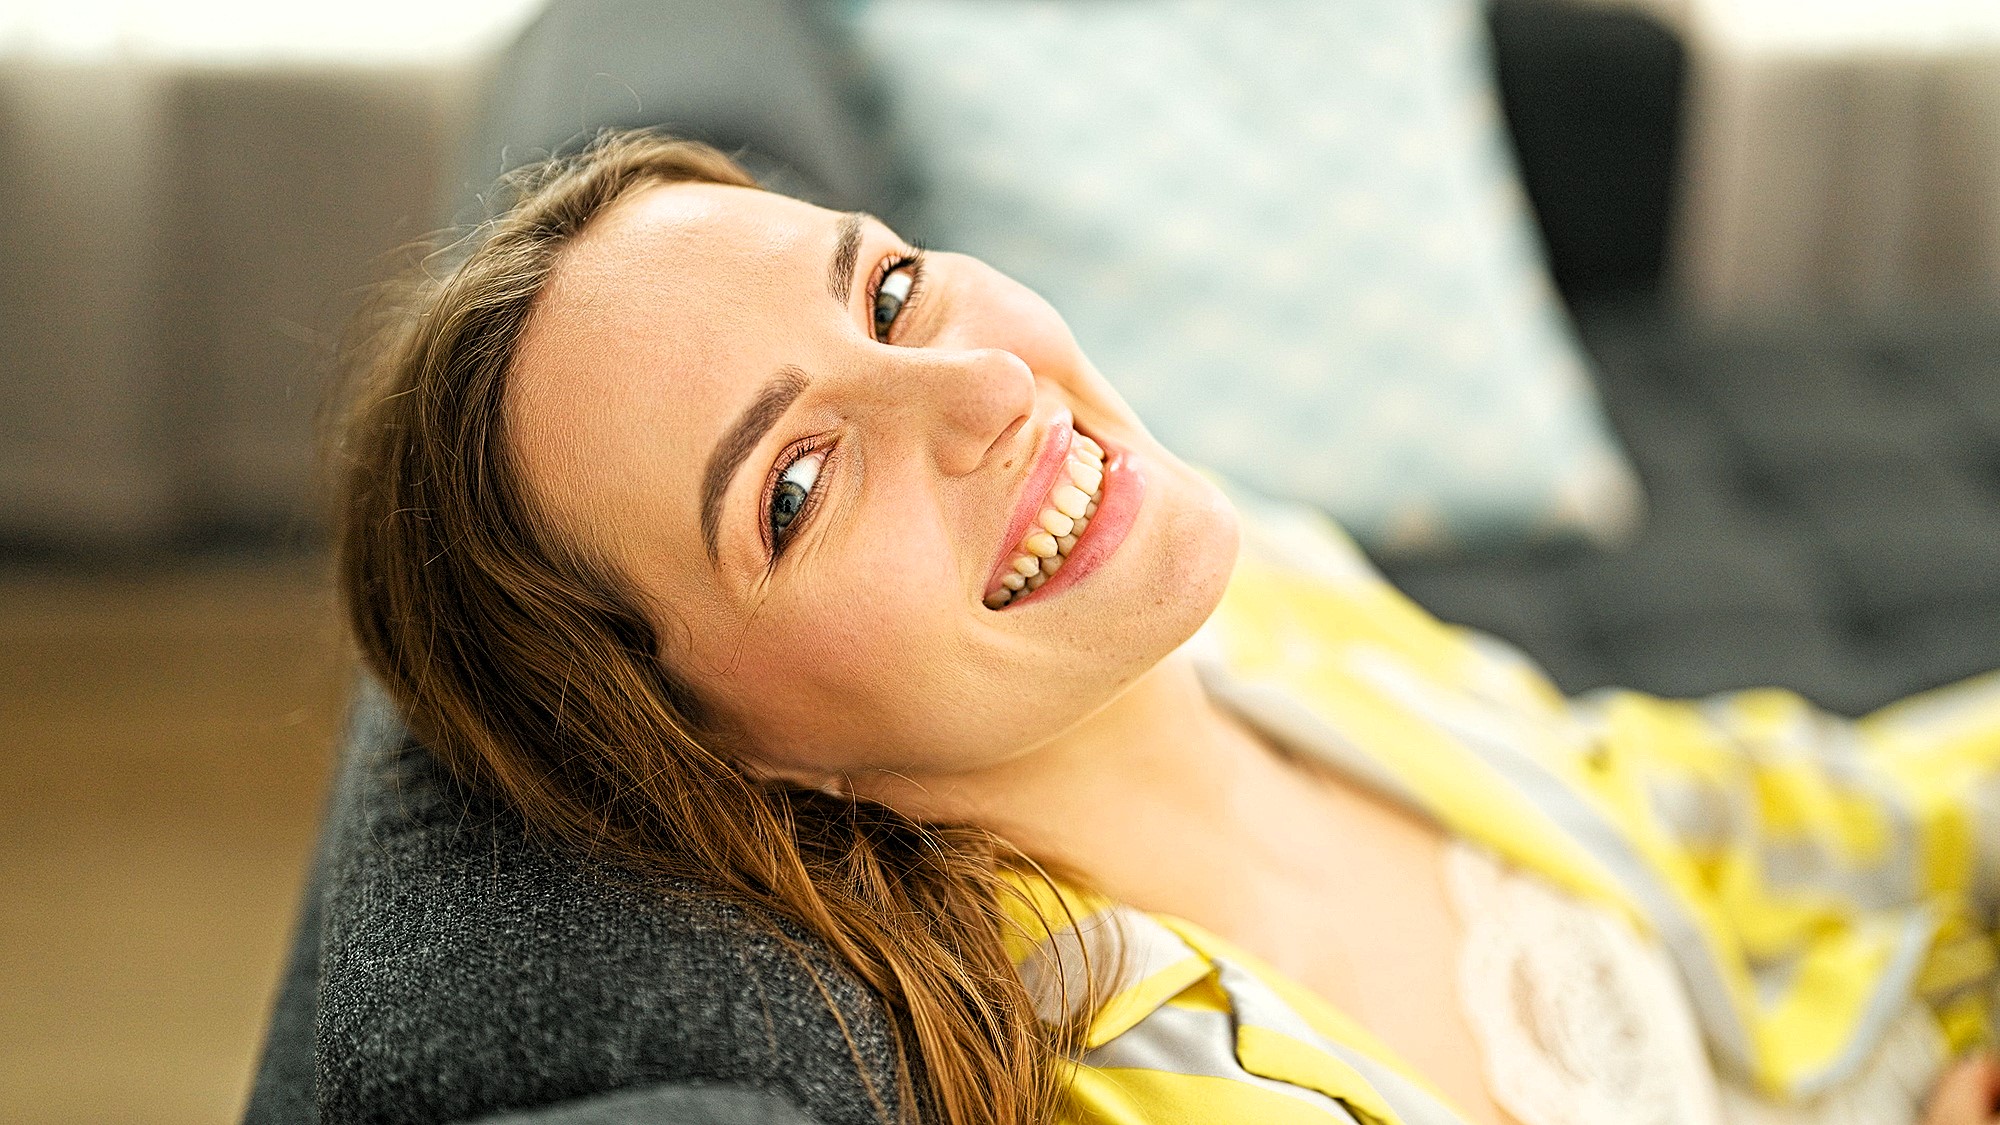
[868,247,927,344]
[761,248,925,561]
[763,436,833,561]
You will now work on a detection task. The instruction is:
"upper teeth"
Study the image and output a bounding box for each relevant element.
[984,432,1105,608]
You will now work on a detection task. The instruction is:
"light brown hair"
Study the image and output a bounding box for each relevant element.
[334,131,1086,1125]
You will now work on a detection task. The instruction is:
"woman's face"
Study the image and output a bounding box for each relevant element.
[507,181,1239,783]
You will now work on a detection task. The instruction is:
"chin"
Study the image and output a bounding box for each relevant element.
[1132,452,1241,650]
[1175,463,1243,593]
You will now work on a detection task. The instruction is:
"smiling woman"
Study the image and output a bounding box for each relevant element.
[338,130,1238,1125]
[336,129,2000,1125]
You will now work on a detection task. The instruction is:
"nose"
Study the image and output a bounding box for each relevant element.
[887,345,1037,478]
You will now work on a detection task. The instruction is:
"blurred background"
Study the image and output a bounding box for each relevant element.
[3,0,1998,1121]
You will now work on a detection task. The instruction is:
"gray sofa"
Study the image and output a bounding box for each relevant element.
[245,2,2000,1122]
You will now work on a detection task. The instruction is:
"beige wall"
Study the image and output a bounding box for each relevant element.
[0,57,477,549]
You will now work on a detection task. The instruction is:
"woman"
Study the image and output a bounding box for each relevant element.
[339,130,2000,1125]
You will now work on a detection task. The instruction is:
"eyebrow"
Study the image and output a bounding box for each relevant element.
[827,212,864,303]
[701,364,811,566]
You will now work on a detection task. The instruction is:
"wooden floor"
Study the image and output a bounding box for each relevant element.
[0,561,347,1125]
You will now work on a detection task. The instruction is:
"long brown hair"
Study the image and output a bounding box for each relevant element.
[334,131,1087,1125]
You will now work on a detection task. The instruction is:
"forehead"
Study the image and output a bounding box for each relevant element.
[531,180,833,358]
[505,180,838,573]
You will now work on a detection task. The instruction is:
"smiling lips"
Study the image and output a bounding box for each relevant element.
[984,431,1105,609]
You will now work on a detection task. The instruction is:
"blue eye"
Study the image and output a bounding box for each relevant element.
[871,256,921,340]
[768,448,824,552]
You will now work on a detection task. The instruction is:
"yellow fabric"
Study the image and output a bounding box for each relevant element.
[1008,496,2000,1123]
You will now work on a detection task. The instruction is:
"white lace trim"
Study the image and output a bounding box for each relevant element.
[1442,840,1942,1125]
[1444,840,1726,1125]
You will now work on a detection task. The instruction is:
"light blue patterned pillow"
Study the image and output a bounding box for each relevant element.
[849,0,1643,555]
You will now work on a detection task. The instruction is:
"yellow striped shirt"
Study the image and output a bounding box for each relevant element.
[1004,488,2000,1123]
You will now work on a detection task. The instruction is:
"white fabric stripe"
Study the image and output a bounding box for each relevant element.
[1759,830,1921,914]
[1700,697,1924,912]
[1788,908,1943,1099]
[1082,1001,1366,1122]
[1201,668,1431,814]
[1752,952,1804,1008]
[1973,774,2000,927]
[1212,958,1472,1125]
[1015,904,1197,1026]
[1642,774,1737,850]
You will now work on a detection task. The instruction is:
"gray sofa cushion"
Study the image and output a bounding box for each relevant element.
[1379,303,2000,717]
[244,681,908,1125]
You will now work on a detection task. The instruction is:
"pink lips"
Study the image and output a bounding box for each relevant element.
[978,416,1145,610]
[984,408,1074,594]
[1006,439,1142,608]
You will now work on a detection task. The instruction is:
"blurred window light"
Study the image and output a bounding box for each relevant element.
[1692,0,2000,55]
[0,0,548,63]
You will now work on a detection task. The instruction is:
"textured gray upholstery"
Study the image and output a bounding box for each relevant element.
[1380,304,2000,717]
[244,683,905,1125]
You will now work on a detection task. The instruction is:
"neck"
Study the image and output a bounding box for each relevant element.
[852,648,1314,905]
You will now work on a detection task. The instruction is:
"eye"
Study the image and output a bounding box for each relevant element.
[871,254,923,341]
[767,446,825,554]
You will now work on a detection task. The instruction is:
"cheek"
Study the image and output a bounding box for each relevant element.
[707,578,957,766]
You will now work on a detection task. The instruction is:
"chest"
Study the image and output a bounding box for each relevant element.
[1231,776,1730,1125]
[1280,788,1522,1125]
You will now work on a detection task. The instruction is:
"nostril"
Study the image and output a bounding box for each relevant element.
[986,414,1028,468]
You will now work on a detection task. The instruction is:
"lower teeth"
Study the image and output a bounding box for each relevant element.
[987,439,1106,608]
[989,523,1086,607]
